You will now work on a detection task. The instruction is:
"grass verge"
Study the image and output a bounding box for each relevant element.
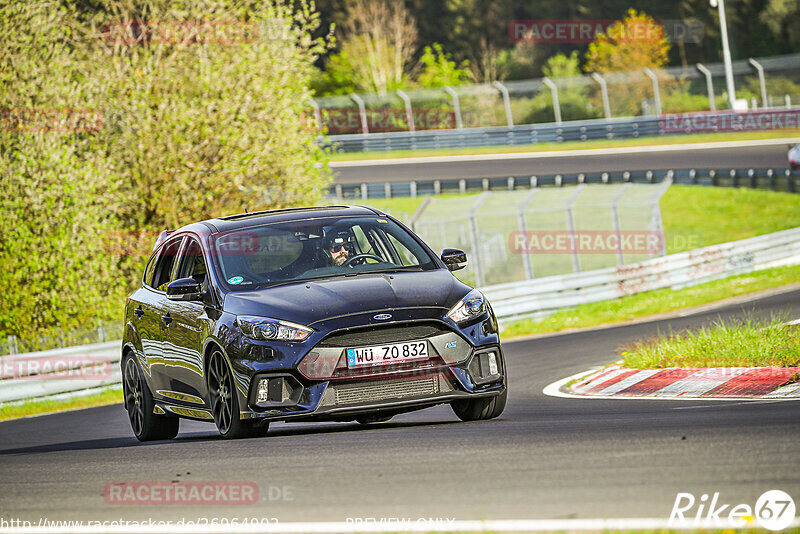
[620,315,800,368]
[328,129,800,161]
[0,387,122,422]
[500,263,800,339]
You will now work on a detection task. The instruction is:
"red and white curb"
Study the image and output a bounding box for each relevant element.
[544,364,800,401]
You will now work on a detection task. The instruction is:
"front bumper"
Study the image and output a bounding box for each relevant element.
[241,346,506,422]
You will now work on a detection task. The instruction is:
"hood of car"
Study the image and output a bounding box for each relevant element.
[223,269,469,326]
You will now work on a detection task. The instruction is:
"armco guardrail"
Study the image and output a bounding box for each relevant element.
[332,167,800,199]
[3,227,799,404]
[0,341,121,403]
[323,107,800,153]
[483,226,800,323]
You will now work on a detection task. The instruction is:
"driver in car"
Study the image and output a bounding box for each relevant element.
[325,231,354,266]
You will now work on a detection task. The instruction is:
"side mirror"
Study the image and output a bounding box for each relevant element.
[167,277,203,301]
[441,248,467,271]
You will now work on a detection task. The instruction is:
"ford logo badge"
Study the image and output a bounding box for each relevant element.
[373,314,392,321]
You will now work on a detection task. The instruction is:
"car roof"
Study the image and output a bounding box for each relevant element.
[172,205,385,236]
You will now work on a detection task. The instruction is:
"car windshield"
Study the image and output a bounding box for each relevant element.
[212,216,437,290]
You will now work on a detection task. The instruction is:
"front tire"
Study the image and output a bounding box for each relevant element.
[207,349,269,439]
[123,354,179,441]
[451,388,507,422]
[355,414,394,425]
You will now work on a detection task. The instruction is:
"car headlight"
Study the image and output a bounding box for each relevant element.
[447,289,486,324]
[236,316,313,342]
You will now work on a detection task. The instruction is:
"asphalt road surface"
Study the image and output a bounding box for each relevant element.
[1,288,798,525]
[332,141,796,184]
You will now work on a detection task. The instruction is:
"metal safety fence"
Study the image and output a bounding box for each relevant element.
[331,167,800,200]
[407,182,671,287]
[312,53,800,152]
[483,226,800,323]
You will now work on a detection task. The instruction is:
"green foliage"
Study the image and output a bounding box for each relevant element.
[416,43,473,88]
[542,51,581,79]
[0,0,332,343]
[310,48,358,95]
[522,52,601,123]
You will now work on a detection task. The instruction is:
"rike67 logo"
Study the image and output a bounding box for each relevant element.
[669,490,796,530]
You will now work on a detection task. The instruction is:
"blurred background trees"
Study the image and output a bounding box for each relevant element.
[0,0,332,341]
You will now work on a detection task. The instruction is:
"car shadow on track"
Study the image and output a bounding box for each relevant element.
[0,419,461,455]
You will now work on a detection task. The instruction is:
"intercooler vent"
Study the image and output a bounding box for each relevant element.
[334,377,439,405]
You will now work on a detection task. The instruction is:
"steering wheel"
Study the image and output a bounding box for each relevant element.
[343,253,384,267]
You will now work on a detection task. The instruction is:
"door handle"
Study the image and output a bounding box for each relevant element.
[134,306,145,319]
[161,313,172,326]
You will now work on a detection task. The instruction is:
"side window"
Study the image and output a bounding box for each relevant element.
[176,238,208,290]
[387,234,420,266]
[151,237,184,291]
[143,252,158,288]
[352,225,372,255]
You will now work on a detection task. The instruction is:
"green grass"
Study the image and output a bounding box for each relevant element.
[661,186,800,253]
[500,263,800,339]
[328,129,800,161]
[0,387,122,422]
[620,315,800,368]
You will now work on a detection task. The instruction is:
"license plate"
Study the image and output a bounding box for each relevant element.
[346,340,429,368]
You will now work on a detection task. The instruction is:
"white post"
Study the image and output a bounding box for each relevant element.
[591,73,611,119]
[492,81,514,127]
[644,68,662,116]
[468,192,490,286]
[542,77,562,124]
[696,63,716,111]
[396,89,415,132]
[748,58,768,109]
[565,185,586,273]
[349,93,369,134]
[610,183,632,266]
[518,189,539,279]
[712,0,737,109]
[444,86,463,129]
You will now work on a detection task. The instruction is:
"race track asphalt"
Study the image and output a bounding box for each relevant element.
[332,142,794,184]
[1,288,798,524]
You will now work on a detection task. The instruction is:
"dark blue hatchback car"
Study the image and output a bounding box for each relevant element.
[122,206,507,440]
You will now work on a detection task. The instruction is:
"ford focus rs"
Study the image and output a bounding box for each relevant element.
[122,206,507,440]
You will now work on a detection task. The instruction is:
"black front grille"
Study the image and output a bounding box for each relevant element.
[333,377,439,405]
[317,322,450,348]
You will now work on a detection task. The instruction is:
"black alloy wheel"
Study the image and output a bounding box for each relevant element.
[208,349,269,439]
[123,354,179,441]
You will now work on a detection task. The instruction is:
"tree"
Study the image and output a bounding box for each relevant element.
[335,0,418,95]
[585,9,670,73]
[0,0,333,342]
[417,43,473,88]
[585,9,671,117]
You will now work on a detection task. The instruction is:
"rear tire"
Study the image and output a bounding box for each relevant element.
[208,349,269,439]
[123,354,179,441]
[451,388,507,422]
